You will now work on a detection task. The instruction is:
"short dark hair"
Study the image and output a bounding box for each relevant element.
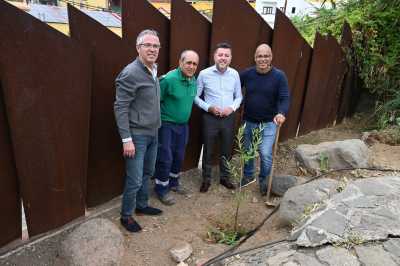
[214,42,232,53]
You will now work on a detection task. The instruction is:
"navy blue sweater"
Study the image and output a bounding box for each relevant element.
[240,66,290,123]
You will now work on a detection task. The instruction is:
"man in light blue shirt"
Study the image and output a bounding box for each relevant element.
[195,42,243,192]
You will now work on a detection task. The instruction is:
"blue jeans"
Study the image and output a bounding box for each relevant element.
[121,134,157,219]
[243,121,277,189]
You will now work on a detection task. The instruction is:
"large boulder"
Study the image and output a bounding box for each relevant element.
[278,178,339,226]
[295,139,370,173]
[59,218,125,266]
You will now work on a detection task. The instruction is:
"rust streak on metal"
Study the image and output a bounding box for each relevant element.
[0,0,89,236]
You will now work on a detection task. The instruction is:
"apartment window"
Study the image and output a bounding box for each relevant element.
[262,6,273,15]
[291,7,296,14]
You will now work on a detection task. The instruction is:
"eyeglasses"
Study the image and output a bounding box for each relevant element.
[256,54,271,59]
[139,43,161,49]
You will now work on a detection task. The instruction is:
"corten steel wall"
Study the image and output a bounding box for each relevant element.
[299,33,347,135]
[122,0,170,75]
[337,22,358,123]
[68,5,136,207]
[272,10,312,141]
[0,83,21,247]
[170,0,211,170]
[210,0,273,70]
[0,1,90,236]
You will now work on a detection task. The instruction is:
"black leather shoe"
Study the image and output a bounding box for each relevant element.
[200,181,211,193]
[220,179,236,190]
[135,206,163,216]
[120,217,142,233]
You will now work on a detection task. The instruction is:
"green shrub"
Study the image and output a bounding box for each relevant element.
[293,0,400,129]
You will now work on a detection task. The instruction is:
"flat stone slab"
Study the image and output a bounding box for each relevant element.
[223,176,400,266]
[223,238,399,266]
[278,178,339,226]
[291,176,400,247]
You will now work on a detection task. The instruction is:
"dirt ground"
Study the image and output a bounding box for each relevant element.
[1,117,399,266]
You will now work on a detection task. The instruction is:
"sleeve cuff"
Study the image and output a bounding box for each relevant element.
[122,137,132,143]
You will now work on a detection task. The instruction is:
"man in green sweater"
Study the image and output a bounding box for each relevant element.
[154,50,199,205]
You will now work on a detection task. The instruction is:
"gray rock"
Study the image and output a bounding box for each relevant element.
[266,250,296,265]
[278,178,339,226]
[383,239,400,264]
[295,139,370,173]
[355,245,398,266]
[59,218,124,266]
[290,176,400,247]
[316,246,360,266]
[311,209,347,236]
[272,175,299,196]
[289,252,324,266]
[169,241,193,263]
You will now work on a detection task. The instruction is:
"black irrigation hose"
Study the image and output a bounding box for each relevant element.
[202,166,400,266]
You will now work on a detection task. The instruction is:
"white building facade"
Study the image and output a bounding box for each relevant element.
[256,0,319,27]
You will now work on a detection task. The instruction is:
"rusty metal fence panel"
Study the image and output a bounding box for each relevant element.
[0,83,21,247]
[122,0,170,75]
[0,1,90,236]
[299,33,347,135]
[337,21,359,123]
[68,5,137,207]
[211,0,273,70]
[170,0,211,170]
[272,10,312,141]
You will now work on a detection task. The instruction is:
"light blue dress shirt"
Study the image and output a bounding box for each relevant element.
[195,65,243,112]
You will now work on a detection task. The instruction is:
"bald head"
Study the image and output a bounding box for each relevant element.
[254,43,273,73]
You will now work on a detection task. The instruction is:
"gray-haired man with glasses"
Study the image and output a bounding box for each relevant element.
[114,29,163,233]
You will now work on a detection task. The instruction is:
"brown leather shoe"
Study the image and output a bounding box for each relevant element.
[220,179,236,190]
[200,181,211,193]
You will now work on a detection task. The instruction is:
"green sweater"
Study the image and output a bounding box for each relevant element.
[160,68,197,124]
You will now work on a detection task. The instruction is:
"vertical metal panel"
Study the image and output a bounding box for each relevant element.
[337,21,356,123]
[0,1,90,236]
[170,0,211,170]
[0,82,21,247]
[299,33,347,135]
[68,5,136,207]
[272,10,312,141]
[211,0,273,70]
[122,0,170,75]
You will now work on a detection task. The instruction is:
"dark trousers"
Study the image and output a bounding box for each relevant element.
[154,122,188,196]
[202,112,235,182]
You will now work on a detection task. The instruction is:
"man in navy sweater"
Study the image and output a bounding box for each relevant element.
[240,43,290,196]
